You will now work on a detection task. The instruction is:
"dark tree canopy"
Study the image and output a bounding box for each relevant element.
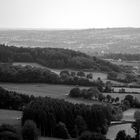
[0,44,122,72]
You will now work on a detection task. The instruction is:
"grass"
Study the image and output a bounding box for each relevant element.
[0,109,22,126]
[0,83,101,105]
[0,83,140,104]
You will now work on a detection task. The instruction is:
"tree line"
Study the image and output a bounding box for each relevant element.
[103,53,140,61]
[0,44,122,72]
[22,96,113,138]
[0,64,105,88]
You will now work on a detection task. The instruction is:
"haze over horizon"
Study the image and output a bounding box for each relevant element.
[0,0,140,29]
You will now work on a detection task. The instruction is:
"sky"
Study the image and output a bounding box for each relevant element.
[0,0,140,29]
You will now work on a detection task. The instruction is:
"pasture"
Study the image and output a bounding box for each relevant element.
[0,83,100,105]
[0,109,22,126]
[0,83,140,103]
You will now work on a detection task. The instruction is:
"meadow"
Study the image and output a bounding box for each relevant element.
[0,83,140,102]
[0,109,22,126]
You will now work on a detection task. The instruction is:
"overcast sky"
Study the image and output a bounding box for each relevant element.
[0,0,140,29]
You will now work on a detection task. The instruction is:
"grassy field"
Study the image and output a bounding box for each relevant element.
[0,83,102,105]
[0,83,140,103]
[0,109,22,126]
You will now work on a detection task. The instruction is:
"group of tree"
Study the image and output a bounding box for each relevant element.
[121,95,140,110]
[0,120,39,140]
[0,86,35,110]
[103,53,140,61]
[107,72,137,83]
[0,64,105,88]
[69,87,120,104]
[60,70,93,80]
[0,44,123,72]
[22,96,114,139]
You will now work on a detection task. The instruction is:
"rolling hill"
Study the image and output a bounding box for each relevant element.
[0,28,140,55]
[0,44,122,72]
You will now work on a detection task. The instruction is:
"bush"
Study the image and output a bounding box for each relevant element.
[69,87,81,98]
[54,122,71,139]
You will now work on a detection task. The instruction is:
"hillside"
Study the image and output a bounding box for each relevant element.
[0,28,140,55]
[0,44,122,72]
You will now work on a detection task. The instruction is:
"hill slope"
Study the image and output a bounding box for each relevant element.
[0,44,122,72]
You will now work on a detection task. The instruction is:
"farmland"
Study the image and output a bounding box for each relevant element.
[0,83,101,105]
[0,83,140,102]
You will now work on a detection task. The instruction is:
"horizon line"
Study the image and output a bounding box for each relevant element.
[0,26,139,31]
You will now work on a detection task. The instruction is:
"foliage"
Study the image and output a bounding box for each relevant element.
[0,124,20,140]
[0,86,33,110]
[54,122,71,139]
[0,64,105,87]
[22,97,113,138]
[0,44,122,72]
[75,115,87,136]
[79,131,107,140]
[22,120,39,140]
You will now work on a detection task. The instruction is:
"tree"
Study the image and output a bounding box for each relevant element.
[86,73,93,79]
[75,115,87,136]
[77,71,85,77]
[60,70,70,80]
[132,110,140,140]
[124,95,134,107]
[115,97,119,103]
[106,95,112,103]
[69,87,81,98]
[115,130,127,140]
[22,120,39,140]
[0,124,20,140]
[71,71,76,77]
[54,122,71,139]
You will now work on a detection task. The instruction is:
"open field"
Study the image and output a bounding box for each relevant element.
[0,83,101,105]
[0,83,140,103]
[0,109,22,126]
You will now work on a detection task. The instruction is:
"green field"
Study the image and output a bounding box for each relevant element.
[0,109,22,126]
[0,83,140,103]
[0,83,102,105]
